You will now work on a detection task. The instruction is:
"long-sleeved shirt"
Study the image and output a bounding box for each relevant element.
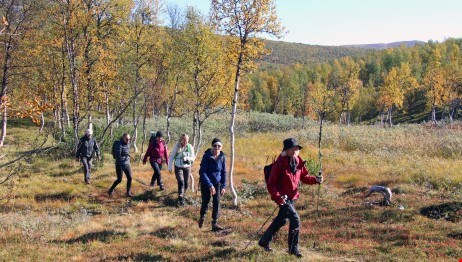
[76,135,100,158]
[168,142,195,170]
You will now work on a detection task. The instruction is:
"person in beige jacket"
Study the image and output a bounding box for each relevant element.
[168,134,195,206]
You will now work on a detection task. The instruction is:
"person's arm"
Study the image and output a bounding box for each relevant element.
[300,164,317,185]
[168,143,179,171]
[188,144,196,162]
[220,155,226,189]
[199,155,212,188]
[164,144,169,163]
[93,138,100,158]
[75,139,83,158]
[143,142,152,164]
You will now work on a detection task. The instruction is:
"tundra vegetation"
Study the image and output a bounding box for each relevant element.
[1,0,462,260]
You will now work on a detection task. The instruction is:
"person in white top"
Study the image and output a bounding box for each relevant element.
[168,134,195,206]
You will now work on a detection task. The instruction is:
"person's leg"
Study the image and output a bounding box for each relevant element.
[286,201,301,256]
[123,164,133,196]
[175,166,184,204]
[259,205,289,249]
[150,162,163,189]
[109,164,123,195]
[182,167,190,204]
[157,164,164,190]
[199,182,211,228]
[81,157,91,183]
[211,183,222,231]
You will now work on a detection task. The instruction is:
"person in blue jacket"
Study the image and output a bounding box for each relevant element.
[198,138,226,231]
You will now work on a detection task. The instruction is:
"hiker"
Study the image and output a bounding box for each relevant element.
[258,138,323,258]
[198,138,226,232]
[168,134,195,206]
[108,133,133,197]
[75,128,100,184]
[143,131,169,190]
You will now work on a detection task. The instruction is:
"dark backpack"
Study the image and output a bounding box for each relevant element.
[263,156,277,184]
[111,140,118,159]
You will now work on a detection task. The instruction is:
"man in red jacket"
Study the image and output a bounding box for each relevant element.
[258,138,323,258]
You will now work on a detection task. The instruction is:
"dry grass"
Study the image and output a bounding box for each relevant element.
[1,124,462,261]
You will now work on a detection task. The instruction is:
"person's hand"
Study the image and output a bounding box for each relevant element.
[315,175,324,184]
[209,186,216,195]
[97,155,101,161]
[277,195,288,205]
[220,188,226,196]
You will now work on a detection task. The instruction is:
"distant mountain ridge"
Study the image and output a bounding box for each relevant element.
[341,40,426,49]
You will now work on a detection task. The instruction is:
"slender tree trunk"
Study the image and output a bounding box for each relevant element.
[431,105,437,125]
[0,106,6,148]
[388,108,393,127]
[229,53,243,207]
[139,94,147,163]
[0,35,12,148]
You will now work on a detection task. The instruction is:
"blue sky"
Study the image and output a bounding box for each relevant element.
[163,0,462,46]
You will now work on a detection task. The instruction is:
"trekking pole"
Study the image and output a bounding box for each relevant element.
[315,112,325,221]
[243,204,279,251]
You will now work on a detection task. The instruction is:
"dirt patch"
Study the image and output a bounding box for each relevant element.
[420,202,462,222]
[340,187,368,196]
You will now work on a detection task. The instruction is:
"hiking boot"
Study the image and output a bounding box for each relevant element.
[159,184,165,191]
[289,250,303,258]
[198,217,204,228]
[108,188,114,196]
[258,240,273,252]
[126,191,134,197]
[212,224,224,232]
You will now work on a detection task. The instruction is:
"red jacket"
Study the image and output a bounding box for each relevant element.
[143,140,169,165]
[267,154,317,204]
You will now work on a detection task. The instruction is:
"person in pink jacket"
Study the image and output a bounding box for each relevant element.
[143,131,169,190]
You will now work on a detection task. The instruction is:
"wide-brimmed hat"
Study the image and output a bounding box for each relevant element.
[282,138,302,151]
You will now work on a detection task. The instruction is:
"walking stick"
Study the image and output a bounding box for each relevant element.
[243,205,279,251]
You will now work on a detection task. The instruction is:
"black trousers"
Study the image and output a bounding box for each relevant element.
[259,200,301,253]
[200,182,221,223]
[109,163,133,193]
[174,166,191,199]
[80,157,92,182]
[150,162,163,187]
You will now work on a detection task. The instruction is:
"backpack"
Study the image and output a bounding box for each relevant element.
[111,140,118,159]
[263,156,277,184]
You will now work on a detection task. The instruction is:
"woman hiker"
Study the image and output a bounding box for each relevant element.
[168,134,195,206]
[143,131,169,190]
[198,138,226,232]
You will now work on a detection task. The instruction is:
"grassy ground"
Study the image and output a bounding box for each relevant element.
[1,122,462,261]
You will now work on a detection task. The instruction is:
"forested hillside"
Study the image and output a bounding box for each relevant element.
[248,39,462,125]
[259,39,375,66]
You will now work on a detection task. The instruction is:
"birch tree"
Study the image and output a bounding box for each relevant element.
[211,0,284,206]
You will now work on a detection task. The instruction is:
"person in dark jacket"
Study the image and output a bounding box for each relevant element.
[143,131,168,190]
[198,138,226,232]
[258,138,323,258]
[75,129,100,184]
[108,133,133,197]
